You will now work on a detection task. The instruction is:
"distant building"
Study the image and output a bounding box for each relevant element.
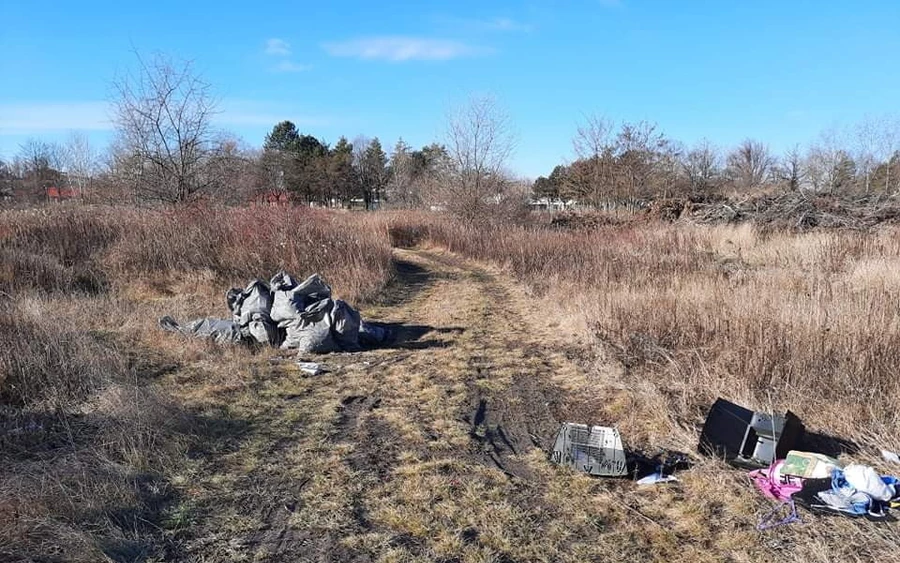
[46,186,81,202]
[529,197,575,211]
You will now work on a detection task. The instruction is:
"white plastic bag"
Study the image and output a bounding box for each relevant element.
[844,464,895,501]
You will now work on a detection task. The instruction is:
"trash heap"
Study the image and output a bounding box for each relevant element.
[159,272,389,354]
[550,397,900,527]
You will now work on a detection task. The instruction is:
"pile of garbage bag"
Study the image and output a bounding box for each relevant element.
[159,272,389,354]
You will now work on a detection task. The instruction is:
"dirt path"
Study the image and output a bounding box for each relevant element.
[168,247,629,562]
[160,246,900,563]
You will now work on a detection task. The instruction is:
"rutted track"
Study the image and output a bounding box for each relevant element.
[175,247,600,562]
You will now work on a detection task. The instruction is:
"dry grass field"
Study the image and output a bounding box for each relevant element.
[3,206,900,562]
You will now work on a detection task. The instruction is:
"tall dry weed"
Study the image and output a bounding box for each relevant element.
[387,211,900,443]
[0,204,397,560]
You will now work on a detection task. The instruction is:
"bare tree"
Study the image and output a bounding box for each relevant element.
[680,139,722,193]
[569,114,616,205]
[726,139,775,190]
[805,128,855,194]
[112,53,220,203]
[387,138,418,208]
[875,116,900,193]
[777,144,805,191]
[208,136,261,204]
[17,139,63,201]
[0,159,14,201]
[442,95,518,220]
[613,120,669,199]
[854,118,879,193]
[18,139,63,174]
[62,131,96,199]
[573,114,615,161]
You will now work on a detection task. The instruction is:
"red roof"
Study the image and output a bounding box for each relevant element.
[46,186,80,200]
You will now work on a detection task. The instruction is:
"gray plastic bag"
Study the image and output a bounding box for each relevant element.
[330,299,361,351]
[281,298,338,353]
[244,313,281,346]
[160,316,245,345]
[359,321,390,346]
[227,280,273,326]
[270,272,332,325]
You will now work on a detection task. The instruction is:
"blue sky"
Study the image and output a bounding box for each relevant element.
[1,0,899,178]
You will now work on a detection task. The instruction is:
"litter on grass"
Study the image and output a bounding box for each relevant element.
[783,463,900,522]
[636,472,679,485]
[159,272,390,354]
[297,361,324,375]
[550,423,628,477]
[698,397,804,469]
[782,450,841,479]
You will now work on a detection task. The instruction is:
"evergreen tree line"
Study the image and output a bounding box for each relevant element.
[0,123,455,208]
[258,120,454,209]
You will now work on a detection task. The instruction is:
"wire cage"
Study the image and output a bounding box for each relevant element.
[550,423,628,477]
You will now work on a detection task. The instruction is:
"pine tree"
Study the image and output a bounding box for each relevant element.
[329,137,355,206]
[360,138,387,209]
[264,121,302,153]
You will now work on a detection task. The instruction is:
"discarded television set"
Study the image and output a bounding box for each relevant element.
[698,398,804,469]
[550,423,628,477]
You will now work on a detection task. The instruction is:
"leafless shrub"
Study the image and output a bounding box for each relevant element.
[112,53,222,203]
[436,95,523,223]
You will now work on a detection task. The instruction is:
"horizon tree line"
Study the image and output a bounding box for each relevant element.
[3,52,899,214]
[533,115,900,206]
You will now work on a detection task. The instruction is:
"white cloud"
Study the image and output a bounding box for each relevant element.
[0,101,112,133]
[265,38,291,56]
[435,15,534,33]
[323,36,486,62]
[272,60,312,73]
[263,38,310,73]
[486,18,533,32]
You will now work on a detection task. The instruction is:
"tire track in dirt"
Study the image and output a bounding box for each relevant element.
[448,259,566,480]
[370,249,571,474]
[181,247,601,562]
[314,248,593,560]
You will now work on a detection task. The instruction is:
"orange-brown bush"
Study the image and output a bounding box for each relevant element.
[0,205,393,302]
